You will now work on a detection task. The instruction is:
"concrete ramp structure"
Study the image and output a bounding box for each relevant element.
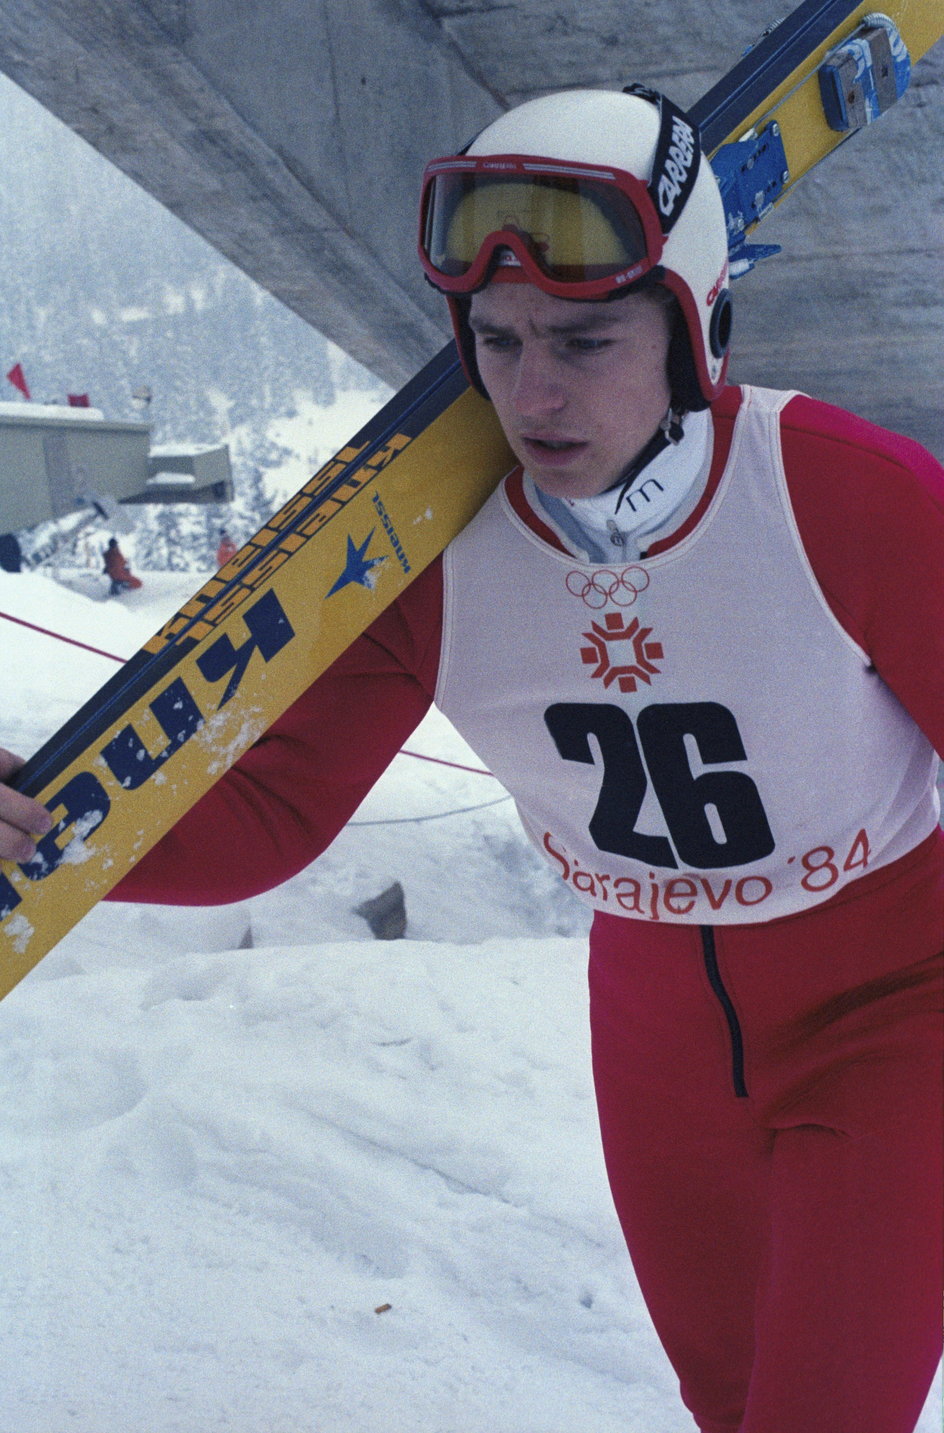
[0,0,940,454]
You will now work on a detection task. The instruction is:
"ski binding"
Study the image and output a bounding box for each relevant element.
[818,12,911,131]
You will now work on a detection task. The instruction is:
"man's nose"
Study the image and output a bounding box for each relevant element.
[511,344,566,416]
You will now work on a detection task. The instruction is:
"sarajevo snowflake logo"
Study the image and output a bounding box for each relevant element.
[566,566,664,692]
[580,612,664,692]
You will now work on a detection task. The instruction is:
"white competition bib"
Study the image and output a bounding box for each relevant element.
[435,387,939,924]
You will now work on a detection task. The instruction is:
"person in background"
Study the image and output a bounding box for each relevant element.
[102,536,141,595]
[216,528,238,567]
[0,532,23,573]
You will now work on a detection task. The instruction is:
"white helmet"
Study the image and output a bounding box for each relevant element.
[419,86,732,410]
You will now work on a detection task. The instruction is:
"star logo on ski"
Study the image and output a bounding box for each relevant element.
[326,531,386,597]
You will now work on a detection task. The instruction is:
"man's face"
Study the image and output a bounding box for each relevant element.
[469,282,673,501]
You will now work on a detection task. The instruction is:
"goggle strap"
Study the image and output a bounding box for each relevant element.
[622,83,701,238]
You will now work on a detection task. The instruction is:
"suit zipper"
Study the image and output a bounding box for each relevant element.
[700,925,748,1098]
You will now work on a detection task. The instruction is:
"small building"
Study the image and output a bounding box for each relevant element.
[0,401,232,529]
[131,443,233,506]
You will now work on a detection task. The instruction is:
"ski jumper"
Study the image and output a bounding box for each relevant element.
[116,386,944,1433]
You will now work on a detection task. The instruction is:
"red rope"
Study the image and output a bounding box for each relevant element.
[0,608,127,664]
[0,605,496,778]
[400,749,495,778]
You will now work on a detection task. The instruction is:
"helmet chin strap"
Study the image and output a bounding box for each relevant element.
[610,405,686,513]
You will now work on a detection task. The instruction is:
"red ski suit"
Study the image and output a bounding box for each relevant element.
[117,389,944,1433]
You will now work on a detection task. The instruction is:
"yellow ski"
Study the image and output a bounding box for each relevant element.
[1,0,940,999]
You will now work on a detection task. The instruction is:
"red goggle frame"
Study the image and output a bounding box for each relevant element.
[418,154,667,300]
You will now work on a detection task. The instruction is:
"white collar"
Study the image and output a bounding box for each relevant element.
[529,407,712,560]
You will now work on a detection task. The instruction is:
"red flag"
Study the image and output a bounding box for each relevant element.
[6,363,30,400]
[67,393,90,407]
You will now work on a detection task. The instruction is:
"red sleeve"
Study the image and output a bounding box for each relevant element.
[780,395,944,754]
[112,558,445,904]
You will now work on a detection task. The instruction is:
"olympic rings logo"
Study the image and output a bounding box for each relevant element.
[566,565,650,609]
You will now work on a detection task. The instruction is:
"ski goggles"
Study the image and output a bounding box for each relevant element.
[418,156,667,299]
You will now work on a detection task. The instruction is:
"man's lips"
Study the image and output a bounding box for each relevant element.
[519,434,588,466]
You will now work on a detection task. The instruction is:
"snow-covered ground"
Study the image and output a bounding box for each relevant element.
[0,568,939,1433]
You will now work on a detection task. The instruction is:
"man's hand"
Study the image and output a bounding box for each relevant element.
[0,749,53,862]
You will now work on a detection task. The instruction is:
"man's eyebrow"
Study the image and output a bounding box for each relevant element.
[468,310,624,335]
[546,310,625,334]
[467,315,514,335]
